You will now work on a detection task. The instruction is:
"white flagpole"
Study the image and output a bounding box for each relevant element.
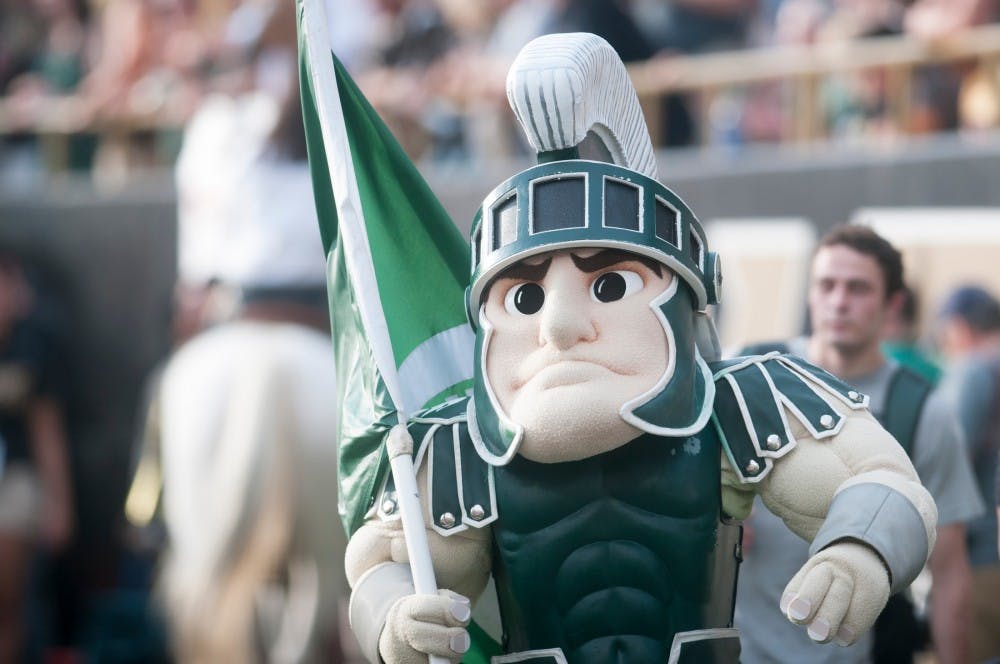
[302,2,448,661]
[386,425,449,664]
[386,424,441,597]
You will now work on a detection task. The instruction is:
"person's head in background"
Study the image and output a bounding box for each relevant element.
[882,283,922,345]
[936,285,1000,360]
[807,224,905,373]
[881,282,946,385]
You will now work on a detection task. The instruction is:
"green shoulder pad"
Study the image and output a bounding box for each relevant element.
[709,352,870,484]
[377,396,496,536]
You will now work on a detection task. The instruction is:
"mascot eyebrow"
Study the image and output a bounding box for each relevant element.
[482,257,553,302]
[491,249,663,289]
[570,249,663,277]
[482,250,663,302]
[482,249,663,301]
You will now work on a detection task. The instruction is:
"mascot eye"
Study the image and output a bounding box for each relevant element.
[505,282,545,315]
[591,270,642,303]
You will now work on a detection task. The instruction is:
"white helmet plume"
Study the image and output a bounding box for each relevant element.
[506,32,658,179]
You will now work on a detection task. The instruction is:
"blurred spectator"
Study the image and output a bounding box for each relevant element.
[738,0,826,143]
[77,0,207,177]
[80,0,204,122]
[0,0,91,177]
[0,249,74,663]
[905,0,999,40]
[354,0,460,160]
[0,0,47,93]
[632,0,760,54]
[630,0,759,146]
[3,0,89,108]
[739,0,1000,145]
[935,285,1000,664]
[1,0,994,170]
[882,284,943,385]
[904,0,1000,135]
[422,0,552,161]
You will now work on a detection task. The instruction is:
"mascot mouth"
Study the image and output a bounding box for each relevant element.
[514,359,636,390]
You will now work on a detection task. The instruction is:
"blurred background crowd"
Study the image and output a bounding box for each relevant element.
[2,0,1000,180]
[2,0,1000,662]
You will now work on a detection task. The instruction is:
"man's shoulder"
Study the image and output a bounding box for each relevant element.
[709,353,870,484]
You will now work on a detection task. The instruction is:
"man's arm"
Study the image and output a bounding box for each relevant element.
[927,523,972,664]
[28,396,73,550]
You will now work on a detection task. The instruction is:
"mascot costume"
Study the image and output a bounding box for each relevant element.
[296,3,937,662]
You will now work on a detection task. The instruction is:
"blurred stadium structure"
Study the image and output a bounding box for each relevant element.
[854,206,1000,329]
[4,22,1000,166]
[703,218,815,352]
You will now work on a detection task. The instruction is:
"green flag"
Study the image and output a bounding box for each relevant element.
[296,0,475,536]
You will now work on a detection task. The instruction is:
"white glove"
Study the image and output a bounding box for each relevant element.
[378,589,473,664]
[780,541,890,646]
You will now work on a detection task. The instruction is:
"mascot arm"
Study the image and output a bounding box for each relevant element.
[345,423,492,664]
[713,354,936,645]
[345,481,492,663]
[757,406,936,644]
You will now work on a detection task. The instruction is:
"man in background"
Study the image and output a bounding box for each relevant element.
[735,224,983,664]
[935,285,1000,663]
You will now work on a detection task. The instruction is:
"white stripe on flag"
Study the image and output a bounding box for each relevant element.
[397,325,475,412]
[303,0,406,415]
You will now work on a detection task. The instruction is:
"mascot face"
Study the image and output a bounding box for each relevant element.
[481,248,675,462]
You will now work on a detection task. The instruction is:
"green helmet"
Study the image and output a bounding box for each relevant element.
[465,159,721,325]
[466,159,721,465]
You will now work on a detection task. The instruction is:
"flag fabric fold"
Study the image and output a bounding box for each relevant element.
[296,0,475,536]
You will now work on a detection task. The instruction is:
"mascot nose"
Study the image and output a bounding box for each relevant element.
[538,292,597,350]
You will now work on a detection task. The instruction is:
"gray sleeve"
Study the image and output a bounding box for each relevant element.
[808,482,929,593]
[953,363,994,449]
[910,389,985,525]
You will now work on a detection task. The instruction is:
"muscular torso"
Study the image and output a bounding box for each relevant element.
[491,428,735,662]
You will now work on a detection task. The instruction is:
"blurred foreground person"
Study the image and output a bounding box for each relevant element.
[737,225,982,664]
[936,285,1000,663]
[0,250,73,662]
[157,285,344,664]
[135,6,349,661]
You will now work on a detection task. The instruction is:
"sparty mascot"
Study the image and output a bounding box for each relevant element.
[305,25,937,664]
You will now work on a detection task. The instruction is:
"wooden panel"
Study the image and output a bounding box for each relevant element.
[706,218,815,353]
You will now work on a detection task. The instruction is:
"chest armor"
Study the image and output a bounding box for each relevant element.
[373,354,869,663]
[491,426,738,663]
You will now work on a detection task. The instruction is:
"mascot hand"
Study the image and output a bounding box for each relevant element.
[780,541,890,646]
[378,589,472,663]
